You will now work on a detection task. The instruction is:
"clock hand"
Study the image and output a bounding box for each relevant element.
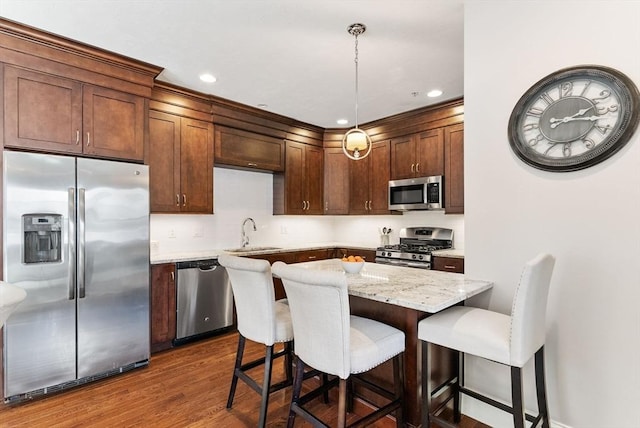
[549,106,595,127]
[550,115,600,129]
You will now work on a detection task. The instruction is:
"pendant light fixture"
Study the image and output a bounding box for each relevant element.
[342,23,372,161]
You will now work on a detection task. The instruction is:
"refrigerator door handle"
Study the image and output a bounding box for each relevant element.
[68,188,76,300]
[78,187,86,299]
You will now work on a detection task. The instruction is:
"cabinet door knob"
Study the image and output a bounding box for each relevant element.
[416,163,420,173]
[176,194,180,206]
[86,132,90,146]
[76,130,80,145]
[182,194,187,207]
[170,271,175,281]
[411,163,415,173]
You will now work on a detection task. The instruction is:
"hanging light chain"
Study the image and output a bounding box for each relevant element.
[348,23,366,129]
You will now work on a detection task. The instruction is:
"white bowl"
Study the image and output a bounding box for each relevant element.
[341,260,364,274]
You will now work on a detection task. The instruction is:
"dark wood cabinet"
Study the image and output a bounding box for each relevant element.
[432,256,464,273]
[323,148,350,215]
[214,125,285,172]
[349,141,391,215]
[148,110,214,214]
[390,129,444,180]
[150,263,176,353]
[334,248,376,262]
[274,141,324,215]
[444,123,464,214]
[4,65,145,161]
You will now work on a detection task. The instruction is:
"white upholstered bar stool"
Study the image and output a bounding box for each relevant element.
[218,254,294,428]
[272,261,405,428]
[418,253,555,428]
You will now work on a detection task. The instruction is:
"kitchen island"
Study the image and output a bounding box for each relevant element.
[292,259,493,427]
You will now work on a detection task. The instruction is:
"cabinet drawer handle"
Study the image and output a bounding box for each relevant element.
[76,130,80,145]
[182,194,187,207]
[170,271,175,281]
[247,162,258,167]
[308,256,317,260]
[86,132,90,146]
[444,265,456,269]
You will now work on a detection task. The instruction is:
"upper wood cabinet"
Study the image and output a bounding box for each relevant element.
[4,65,146,161]
[444,123,464,214]
[349,141,391,215]
[390,129,444,180]
[323,148,350,215]
[214,125,285,172]
[273,141,324,215]
[148,110,214,213]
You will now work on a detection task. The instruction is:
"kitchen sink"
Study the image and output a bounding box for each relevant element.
[224,246,282,253]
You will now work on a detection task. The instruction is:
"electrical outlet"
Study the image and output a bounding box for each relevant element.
[150,240,160,253]
[168,229,176,238]
[280,225,288,235]
[193,227,204,238]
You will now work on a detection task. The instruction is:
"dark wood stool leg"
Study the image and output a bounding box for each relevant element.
[511,366,525,428]
[227,334,246,408]
[535,346,550,428]
[284,341,293,385]
[421,341,431,428]
[288,356,305,428]
[453,350,461,423]
[338,378,348,428]
[393,353,405,428]
[258,345,275,428]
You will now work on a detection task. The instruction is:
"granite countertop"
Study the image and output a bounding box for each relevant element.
[291,258,491,313]
[431,248,465,259]
[150,242,378,264]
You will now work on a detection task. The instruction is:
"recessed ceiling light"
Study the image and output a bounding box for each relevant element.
[199,73,217,83]
[337,119,349,125]
[427,89,443,98]
[257,103,268,109]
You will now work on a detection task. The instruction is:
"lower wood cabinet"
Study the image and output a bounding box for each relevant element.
[150,263,176,353]
[432,256,464,274]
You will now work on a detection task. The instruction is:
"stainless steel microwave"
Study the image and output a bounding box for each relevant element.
[388,176,443,211]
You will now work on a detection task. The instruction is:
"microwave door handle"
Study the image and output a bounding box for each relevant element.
[67,188,76,300]
[78,188,86,299]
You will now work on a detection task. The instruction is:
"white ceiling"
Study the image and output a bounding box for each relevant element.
[0,0,464,129]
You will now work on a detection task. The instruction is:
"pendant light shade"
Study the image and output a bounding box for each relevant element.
[342,23,372,161]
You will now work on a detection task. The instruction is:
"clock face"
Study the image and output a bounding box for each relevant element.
[508,66,640,171]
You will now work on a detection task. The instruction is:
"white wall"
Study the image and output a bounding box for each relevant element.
[151,167,465,254]
[465,1,640,427]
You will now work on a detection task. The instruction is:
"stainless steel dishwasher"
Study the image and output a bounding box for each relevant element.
[174,258,233,345]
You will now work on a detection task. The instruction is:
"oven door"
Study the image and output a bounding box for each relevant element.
[375,257,431,269]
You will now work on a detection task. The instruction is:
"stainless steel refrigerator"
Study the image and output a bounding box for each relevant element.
[2,150,150,402]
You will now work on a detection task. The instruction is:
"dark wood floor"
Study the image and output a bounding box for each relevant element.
[0,331,489,427]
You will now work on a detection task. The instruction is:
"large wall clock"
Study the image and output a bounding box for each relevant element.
[508,65,640,172]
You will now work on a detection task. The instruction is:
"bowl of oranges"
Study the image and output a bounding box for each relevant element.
[341,255,365,274]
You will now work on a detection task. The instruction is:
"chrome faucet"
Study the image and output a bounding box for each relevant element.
[241,217,256,248]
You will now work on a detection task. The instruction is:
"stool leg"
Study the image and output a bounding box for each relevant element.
[288,356,305,428]
[284,341,293,385]
[421,341,431,428]
[393,353,404,428]
[535,346,550,428]
[258,345,275,428]
[511,366,525,428]
[453,350,461,422]
[227,334,246,408]
[338,378,348,428]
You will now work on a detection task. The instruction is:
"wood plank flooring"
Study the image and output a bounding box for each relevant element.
[0,331,488,427]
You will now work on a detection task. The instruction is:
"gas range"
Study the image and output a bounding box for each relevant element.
[375,227,453,269]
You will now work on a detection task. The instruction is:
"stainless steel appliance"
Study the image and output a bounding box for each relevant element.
[375,227,453,269]
[388,175,443,211]
[174,258,233,345]
[2,150,150,403]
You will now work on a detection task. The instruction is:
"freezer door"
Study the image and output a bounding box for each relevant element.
[3,151,77,398]
[76,158,149,378]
